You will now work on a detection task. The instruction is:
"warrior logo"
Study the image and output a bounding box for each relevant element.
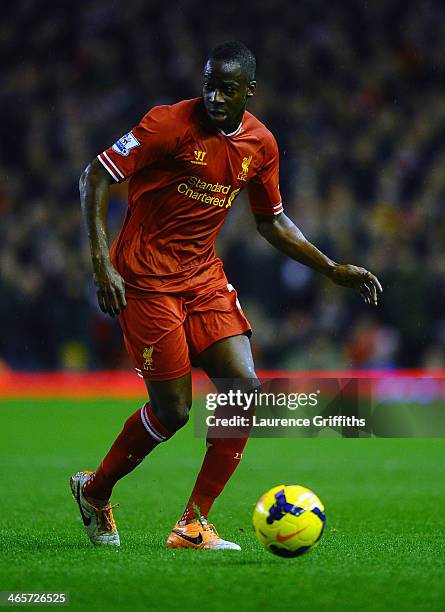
[192,150,207,165]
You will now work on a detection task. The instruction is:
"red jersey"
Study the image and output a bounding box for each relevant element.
[98,97,283,296]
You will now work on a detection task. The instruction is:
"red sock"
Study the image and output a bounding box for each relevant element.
[83,403,172,503]
[181,436,249,523]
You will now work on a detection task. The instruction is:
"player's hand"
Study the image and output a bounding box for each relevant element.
[93,260,127,317]
[329,264,383,305]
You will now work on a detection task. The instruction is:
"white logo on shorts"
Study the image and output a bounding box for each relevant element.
[227,283,242,310]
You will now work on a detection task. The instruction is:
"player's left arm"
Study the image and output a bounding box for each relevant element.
[255,212,383,306]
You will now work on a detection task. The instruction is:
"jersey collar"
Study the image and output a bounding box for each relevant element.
[217,121,243,137]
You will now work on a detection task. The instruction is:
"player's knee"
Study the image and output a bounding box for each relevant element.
[169,401,190,430]
[223,364,258,382]
[219,361,258,388]
[152,398,191,432]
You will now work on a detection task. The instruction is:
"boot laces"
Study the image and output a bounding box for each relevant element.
[95,503,119,533]
[197,516,219,537]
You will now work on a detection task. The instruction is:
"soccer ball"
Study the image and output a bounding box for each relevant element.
[252,484,326,557]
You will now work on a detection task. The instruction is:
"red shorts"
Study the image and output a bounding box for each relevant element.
[118,283,251,381]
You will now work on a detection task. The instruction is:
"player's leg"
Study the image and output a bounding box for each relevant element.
[81,372,191,506]
[181,334,258,522]
[144,374,192,432]
[85,373,193,501]
[166,282,257,550]
[198,334,257,380]
[70,374,190,547]
[70,295,191,546]
[167,334,257,550]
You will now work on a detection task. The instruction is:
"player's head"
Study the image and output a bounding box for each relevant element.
[203,41,256,132]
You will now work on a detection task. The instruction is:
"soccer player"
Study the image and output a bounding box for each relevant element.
[71,41,382,550]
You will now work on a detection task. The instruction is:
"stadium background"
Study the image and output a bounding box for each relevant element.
[2,4,445,611]
[1,0,445,374]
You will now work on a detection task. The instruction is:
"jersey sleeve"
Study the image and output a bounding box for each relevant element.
[247,132,283,216]
[97,105,177,182]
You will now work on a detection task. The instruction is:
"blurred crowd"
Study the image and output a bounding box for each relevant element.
[1,0,445,372]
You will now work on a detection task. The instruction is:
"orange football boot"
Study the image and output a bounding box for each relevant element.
[166,517,241,550]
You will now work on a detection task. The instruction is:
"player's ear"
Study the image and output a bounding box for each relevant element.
[247,81,256,97]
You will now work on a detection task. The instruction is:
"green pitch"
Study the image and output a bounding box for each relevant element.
[1,399,444,611]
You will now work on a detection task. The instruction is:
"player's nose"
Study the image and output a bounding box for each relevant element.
[209,89,223,104]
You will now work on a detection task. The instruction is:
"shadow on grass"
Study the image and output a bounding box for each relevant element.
[2,532,299,566]
[0,534,120,553]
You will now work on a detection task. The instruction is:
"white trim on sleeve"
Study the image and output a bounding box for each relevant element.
[103,151,125,179]
[97,153,119,182]
[273,201,283,215]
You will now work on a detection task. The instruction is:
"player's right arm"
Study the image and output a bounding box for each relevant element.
[79,158,127,317]
[81,105,178,316]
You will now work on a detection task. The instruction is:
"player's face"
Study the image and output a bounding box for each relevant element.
[202,60,256,132]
